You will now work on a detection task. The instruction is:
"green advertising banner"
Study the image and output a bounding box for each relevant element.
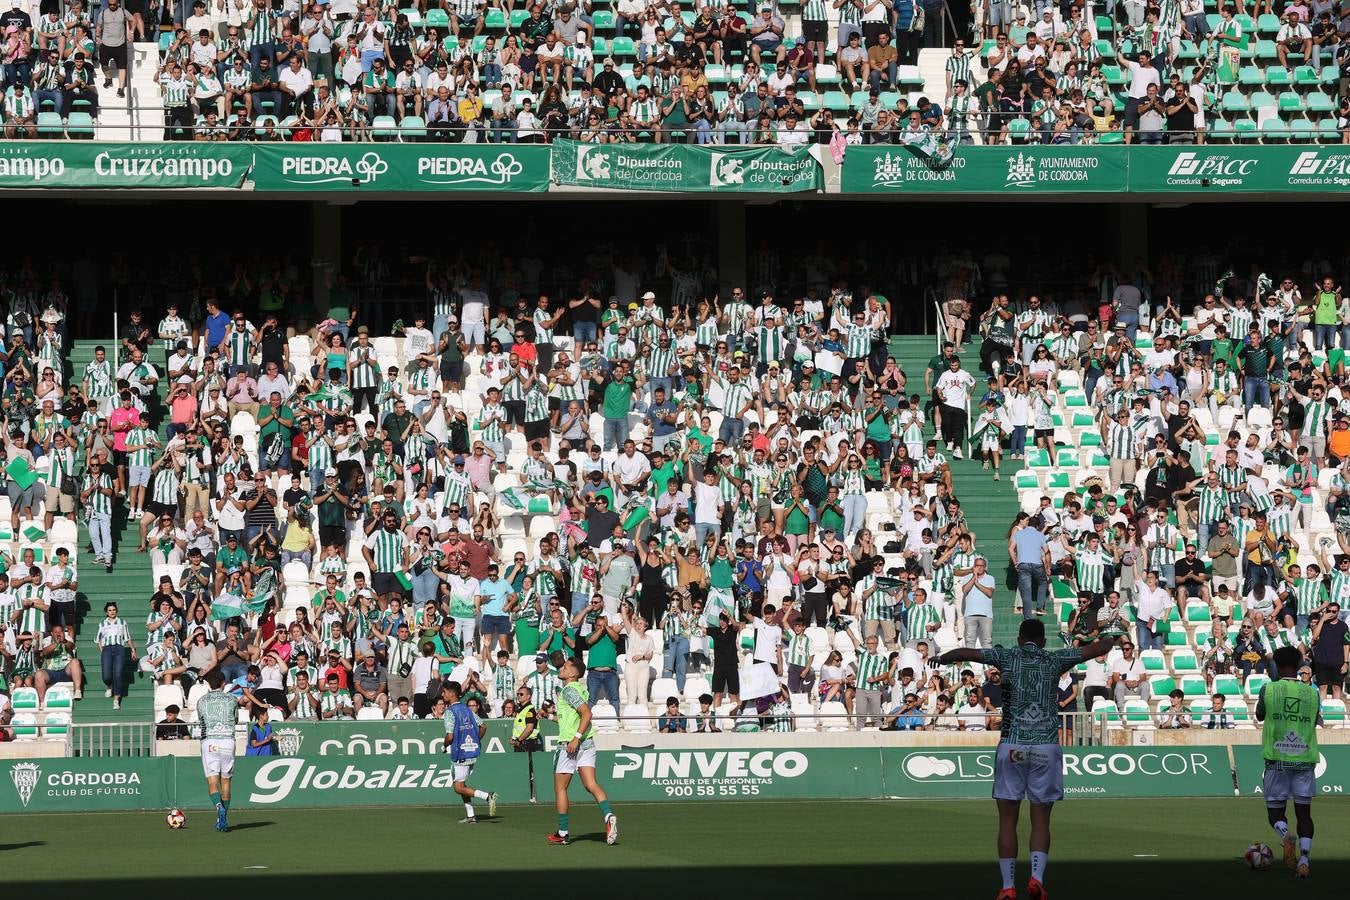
[268,718,558,756]
[840,144,1128,194]
[250,144,550,192]
[1232,746,1350,798]
[1127,145,1350,192]
[0,142,250,189]
[882,747,1234,799]
[0,757,170,813]
[550,139,821,192]
[600,746,880,801]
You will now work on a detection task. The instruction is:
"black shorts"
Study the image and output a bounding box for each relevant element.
[1123,96,1142,127]
[801,18,827,41]
[319,524,346,548]
[439,360,464,382]
[46,601,76,630]
[372,571,405,596]
[99,43,129,70]
[1314,664,1343,688]
[145,500,176,519]
[503,399,526,426]
[712,667,739,694]
[524,418,550,442]
[113,449,128,469]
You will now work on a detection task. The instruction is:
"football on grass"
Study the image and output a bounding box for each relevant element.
[166,808,186,829]
[1244,843,1273,870]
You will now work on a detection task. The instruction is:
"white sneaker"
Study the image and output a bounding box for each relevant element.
[993,472,1001,481]
[105,689,113,698]
[113,699,121,710]
[953,449,964,460]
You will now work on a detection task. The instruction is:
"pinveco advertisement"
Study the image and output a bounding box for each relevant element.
[0,745,1255,813]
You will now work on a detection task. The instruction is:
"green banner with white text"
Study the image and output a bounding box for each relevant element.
[0,142,250,188]
[1127,145,1350,192]
[550,139,821,192]
[266,718,558,757]
[840,144,1129,194]
[249,143,550,192]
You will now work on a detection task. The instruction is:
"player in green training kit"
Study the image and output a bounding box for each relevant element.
[547,651,617,845]
[1256,645,1321,878]
[196,670,241,832]
[939,619,1119,900]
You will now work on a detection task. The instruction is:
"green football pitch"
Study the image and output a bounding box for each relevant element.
[5,798,1348,898]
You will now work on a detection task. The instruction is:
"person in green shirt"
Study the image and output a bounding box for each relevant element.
[1255,645,1321,878]
[547,652,617,846]
[601,360,640,451]
[256,391,295,474]
[362,57,396,120]
[581,613,620,707]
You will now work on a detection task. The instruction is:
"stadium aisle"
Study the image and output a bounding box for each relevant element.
[889,334,1019,646]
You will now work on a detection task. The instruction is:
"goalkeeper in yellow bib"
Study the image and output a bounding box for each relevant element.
[939,618,1119,900]
[1256,645,1320,879]
[546,651,618,846]
[196,670,241,833]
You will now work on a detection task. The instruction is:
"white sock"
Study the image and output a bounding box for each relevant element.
[999,858,1016,890]
[1274,820,1290,841]
[1300,836,1312,858]
[464,802,475,818]
[473,789,490,801]
[1030,851,1047,882]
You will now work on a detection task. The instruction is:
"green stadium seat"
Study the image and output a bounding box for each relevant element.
[1055,449,1079,468]
[1096,14,1113,33]
[1185,602,1211,624]
[1026,448,1051,468]
[36,112,63,137]
[1288,117,1317,140]
[425,8,448,27]
[1321,699,1347,725]
[1319,119,1341,140]
[1078,431,1100,448]
[1141,649,1166,672]
[1123,699,1152,725]
[1265,66,1292,89]
[1180,675,1208,696]
[1244,673,1270,697]
[1207,119,1235,142]
[1176,40,1201,61]
[591,9,615,28]
[10,687,37,711]
[1321,65,1339,87]
[1255,38,1278,61]
[1234,117,1259,140]
[484,7,506,27]
[1097,130,1125,144]
[1015,470,1040,490]
[1149,675,1176,696]
[1261,118,1290,141]
[1257,12,1280,33]
[65,112,95,138]
[822,90,849,111]
[400,115,426,140]
[1278,91,1304,113]
[610,36,636,57]
[1071,412,1093,427]
[1238,65,1265,89]
[1064,392,1087,407]
[510,9,529,27]
[1046,472,1070,490]
[1172,651,1199,672]
[1213,674,1241,695]
[1293,65,1318,87]
[371,115,399,139]
[1306,92,1335,114]
[1166,629,1189,647]
[1101,64,1124,86]
[1220,90,1250,113]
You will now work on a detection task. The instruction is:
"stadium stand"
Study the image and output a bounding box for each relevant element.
[0,241,1344,748]
[3,0,1344,142]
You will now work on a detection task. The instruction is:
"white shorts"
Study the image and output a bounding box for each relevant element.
[1263,766,1316,807]
[201,738,236,778]
[128,465,151,488]
[453,762,475,782]
[993,742,1063,805]
[555,741,597,775]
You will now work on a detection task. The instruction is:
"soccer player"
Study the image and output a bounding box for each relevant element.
[938,618,1119,900]
[1255,644,1320,878]
[442,680,497,823]
[547,650,617,845]
[196,669,241,832]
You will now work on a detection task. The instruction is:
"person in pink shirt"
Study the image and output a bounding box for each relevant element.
[169,380,199,437]
[108,390,140,495]
[225,369,260,418]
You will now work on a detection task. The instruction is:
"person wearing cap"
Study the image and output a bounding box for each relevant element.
[526,648,562,707]
[748,4,783,65]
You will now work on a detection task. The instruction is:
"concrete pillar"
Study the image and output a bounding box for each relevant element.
[1114,204,1148,272]
[716,201,747,292]
[311,202,342,317]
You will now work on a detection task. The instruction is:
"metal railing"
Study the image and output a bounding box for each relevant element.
[67,722,155,758]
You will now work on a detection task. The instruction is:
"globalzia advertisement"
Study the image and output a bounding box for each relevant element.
[0,744,1277,812]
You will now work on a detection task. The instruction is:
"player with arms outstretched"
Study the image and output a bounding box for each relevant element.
[442,680,498,823]
[196,669,241,832]
[939,618,1119,900]
[547,650,617,845]
[1255,644,1321,878]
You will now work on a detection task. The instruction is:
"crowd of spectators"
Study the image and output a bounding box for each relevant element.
[990,263,1350,731]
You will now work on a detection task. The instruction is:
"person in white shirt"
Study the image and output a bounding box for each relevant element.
[1109,640,1150,707]
[1276,10,1312,70]
[1134,569,1173,651]
[189,29,217,70]
[776,113,809,145]
[278,54,315,117]
[1033,8,1059,43]
[956,691,988,730]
